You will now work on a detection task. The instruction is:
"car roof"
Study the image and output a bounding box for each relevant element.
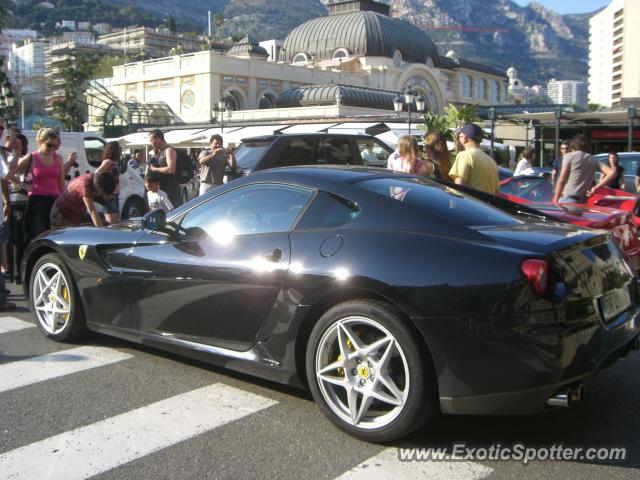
[594,152,639,157]
[240,133,383,143]
[245,165,400,185]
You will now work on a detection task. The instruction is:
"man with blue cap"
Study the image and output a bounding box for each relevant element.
[449,123,499,194]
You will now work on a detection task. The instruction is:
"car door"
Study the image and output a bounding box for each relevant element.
[123,183,314,350]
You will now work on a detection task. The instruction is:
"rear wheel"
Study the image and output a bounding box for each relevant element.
[29,253,87,341]
[306,300,438,442]
[122,196,146,219]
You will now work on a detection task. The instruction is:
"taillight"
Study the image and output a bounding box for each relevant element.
[521,259,549,295]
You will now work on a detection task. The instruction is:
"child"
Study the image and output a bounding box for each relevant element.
[145,170,173,213]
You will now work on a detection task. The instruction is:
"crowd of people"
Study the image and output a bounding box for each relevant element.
[386,123,500,195]
[0,119,628,311]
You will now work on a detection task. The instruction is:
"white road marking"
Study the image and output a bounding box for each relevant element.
[0,345,133,393]
[0,316,35,334]
[335,448,493,480]
[0,383,277,480]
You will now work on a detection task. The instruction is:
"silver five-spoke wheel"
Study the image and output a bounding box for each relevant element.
[315,316,409,429]
[307,300,437,442]
[32,262,71,335]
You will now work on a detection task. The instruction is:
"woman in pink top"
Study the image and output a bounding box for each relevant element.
[387,135,433,176]
[13,128,65,242]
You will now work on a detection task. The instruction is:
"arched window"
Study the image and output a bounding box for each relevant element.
[292,53,309,64]
[462,75,472,97]
[477,78,487,100]
[490,80,499,102]
[259,93,276,109]
[332,48,349,59]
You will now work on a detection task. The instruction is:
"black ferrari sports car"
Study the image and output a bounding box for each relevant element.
[23,166,640,442]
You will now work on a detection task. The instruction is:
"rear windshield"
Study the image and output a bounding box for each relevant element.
[356,177,520,227]
[234,141,272,170]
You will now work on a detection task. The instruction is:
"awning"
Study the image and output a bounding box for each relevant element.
[164,128,208,146]
[326,122,386,135]
[279,123,338,134]
[118,132,151,146]
[199,125,291,145]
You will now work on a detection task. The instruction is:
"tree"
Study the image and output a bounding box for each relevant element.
[0,0,11,32]
[167,15,176,33]
[92,55,127,80]
[50,52,98,131]
[418,104,480,138]
[215,14,224,39]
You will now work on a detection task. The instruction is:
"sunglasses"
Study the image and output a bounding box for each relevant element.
[45,143,60,149]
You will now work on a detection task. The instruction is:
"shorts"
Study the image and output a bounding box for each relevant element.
[95,195,120,214]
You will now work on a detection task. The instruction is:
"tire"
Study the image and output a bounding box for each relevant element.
[121,196,146,219]
[306,300,438,442]
[29,253,87,342]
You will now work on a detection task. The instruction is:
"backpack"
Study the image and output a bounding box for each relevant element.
[175,148,194,184]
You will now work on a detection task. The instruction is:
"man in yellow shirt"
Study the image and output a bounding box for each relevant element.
[449,123,499,194]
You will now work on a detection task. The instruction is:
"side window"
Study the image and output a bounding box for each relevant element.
[317,138,354,165]
[181,184,314,237]
[296,191,361,229]
[355,139,389,167]
[84,138,106,169]
[277,138,316,167]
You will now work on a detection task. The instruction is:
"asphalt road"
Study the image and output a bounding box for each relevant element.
[1,280,638,480]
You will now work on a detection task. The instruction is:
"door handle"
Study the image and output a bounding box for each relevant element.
[263,248,282,262]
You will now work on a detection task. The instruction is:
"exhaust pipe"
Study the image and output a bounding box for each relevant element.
[546,384,584,408]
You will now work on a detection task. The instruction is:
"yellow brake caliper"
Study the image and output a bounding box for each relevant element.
[62,286,69,321]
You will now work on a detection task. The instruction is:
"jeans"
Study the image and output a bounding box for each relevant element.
[0,224,8,303]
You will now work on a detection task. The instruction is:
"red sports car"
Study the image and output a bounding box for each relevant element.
[500,176,640,272]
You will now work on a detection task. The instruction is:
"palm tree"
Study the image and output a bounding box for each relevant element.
[215,15,224,39]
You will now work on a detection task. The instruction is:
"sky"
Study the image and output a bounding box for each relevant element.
[512,0,610,14]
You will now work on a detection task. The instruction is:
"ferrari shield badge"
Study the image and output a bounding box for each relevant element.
[78,245,88,260]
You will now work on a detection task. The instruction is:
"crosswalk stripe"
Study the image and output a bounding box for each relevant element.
[0,383,277,480]
[0,316,35,334]
[0,345,133,393]
[334,448,493,480]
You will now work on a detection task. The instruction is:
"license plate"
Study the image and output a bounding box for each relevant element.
[599,287,632,321]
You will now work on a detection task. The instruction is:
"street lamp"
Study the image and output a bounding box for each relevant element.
[212,98,233,133]
[554,106,562,161]
[628,106,636,152]
[488,107,496,158]
[393,88,426,136]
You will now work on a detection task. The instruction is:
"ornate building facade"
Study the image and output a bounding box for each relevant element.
[87,0,509,131]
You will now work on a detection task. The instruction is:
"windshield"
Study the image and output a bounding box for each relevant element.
[234,141,272,171]
[500,177,554,202]
[356,177,521,227]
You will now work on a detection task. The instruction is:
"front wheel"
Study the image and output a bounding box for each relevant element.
[29,253,87,341]
[306,300,438,442]
[121,196,146,219]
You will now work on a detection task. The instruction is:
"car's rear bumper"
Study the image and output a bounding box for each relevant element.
[416,305,640,415]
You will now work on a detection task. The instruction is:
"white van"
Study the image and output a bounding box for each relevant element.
[23,131,147,219]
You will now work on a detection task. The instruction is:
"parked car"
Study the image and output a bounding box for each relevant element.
[22,131,147,219]
[594,152,640,194]
[500,175,640,272]
[230,133,392,177]
[23,166,640,442]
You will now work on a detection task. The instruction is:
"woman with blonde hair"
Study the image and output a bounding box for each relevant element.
[12,128,66,242]
[423,129,452,180]
[387,135,433,176]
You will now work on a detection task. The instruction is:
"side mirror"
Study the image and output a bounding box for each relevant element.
[120,156,129,174]
[141,208,166,231]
